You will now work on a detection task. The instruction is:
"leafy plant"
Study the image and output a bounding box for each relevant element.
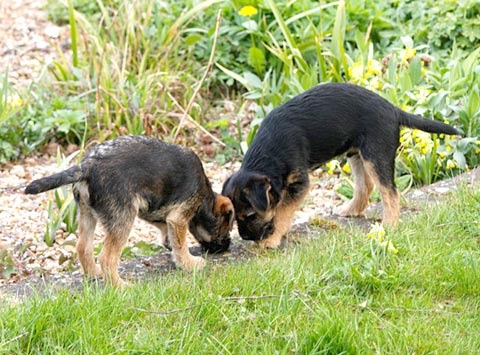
[44,150,80,246]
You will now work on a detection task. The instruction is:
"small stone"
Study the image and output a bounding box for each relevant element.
[63,234,77,246]
[44,25,61,38]
[9,165,26,178]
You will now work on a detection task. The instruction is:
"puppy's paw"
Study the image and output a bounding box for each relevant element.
[178,255,206,272]
[335,202,362,217]
[84,264,103,278]
[257,236,282,249]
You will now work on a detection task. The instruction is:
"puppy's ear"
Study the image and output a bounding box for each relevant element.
[244,175,271,212]
[215,194,235,228]
[221,175,232,196]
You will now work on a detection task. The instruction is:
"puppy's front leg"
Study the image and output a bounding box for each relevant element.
[167,216,206,271]
[257,202,297,249]
[258,180,308,249]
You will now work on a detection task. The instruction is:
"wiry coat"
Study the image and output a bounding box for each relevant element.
[26,136,234,286]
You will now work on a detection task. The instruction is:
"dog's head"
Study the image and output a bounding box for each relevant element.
[222,171,280,241]
[189,193,234,253]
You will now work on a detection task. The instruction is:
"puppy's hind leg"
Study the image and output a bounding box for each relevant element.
[364,161,399,226]
[98,214,136,287]
[336,153,374,217]
[75,185,102,278]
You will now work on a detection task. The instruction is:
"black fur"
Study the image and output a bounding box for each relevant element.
[223,83,461,242]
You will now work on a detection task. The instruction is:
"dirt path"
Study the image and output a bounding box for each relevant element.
[0,0,69,87]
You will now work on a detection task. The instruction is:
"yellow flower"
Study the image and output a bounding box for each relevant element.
[326,160,339,175]
[368,76,383,90]
[402,47,417,62]
[239,5,258,16]
[349,61,364,84]
[380,240,399,254]
[475,149,480,154]
[366,223,386,242]
[366,59,382,76]
[5,94,23,111]
[446,160,456,170]
[446,146,452,152]
[342,163,351,174]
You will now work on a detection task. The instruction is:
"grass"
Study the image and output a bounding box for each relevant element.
[1,187,479,353]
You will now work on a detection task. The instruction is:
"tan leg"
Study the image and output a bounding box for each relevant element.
[258,191,308,249]
[76,199,101,277]
[167,215,205,271]
[98,221,134,287]
[364,162,400,226]
[336,154,374,217]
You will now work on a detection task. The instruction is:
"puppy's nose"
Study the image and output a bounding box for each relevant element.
[201,238,231,254]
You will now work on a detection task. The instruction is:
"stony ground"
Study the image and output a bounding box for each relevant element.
[0,0,69,88]
[1,1,479,301]
[0,152,344,296]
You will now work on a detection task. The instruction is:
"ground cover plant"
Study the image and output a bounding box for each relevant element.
[1,0,478,176]
[1,187,479,353]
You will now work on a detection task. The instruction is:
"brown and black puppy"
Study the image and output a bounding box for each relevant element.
[25,136,234,286]
[222,83,460,248]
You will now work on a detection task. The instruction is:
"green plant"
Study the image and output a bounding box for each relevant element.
[393,0,480,55]
[44,150,80,246]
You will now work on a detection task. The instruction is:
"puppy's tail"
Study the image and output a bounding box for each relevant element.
[398,111,461,136]
[25,165,83,194]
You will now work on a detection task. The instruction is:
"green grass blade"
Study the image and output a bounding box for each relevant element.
[67,0,79,68]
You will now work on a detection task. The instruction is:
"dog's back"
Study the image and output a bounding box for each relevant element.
[25,136,208,201]
[245,83,459,169]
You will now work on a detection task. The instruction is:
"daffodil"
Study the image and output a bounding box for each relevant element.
[239,5,258,17]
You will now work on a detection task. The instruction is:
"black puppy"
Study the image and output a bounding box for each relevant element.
[222,83,460,248]
[25,136,234,286]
